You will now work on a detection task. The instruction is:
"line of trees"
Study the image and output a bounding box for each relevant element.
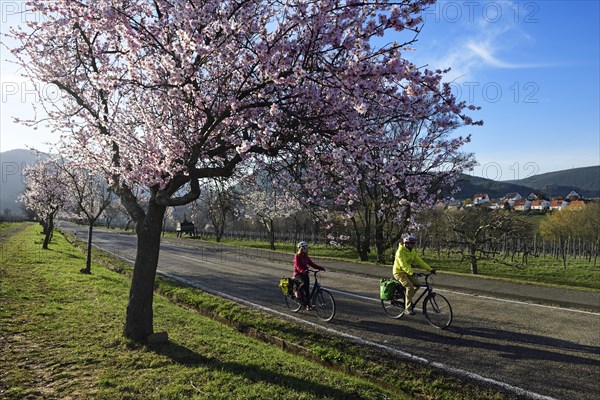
[20,154,113,272]
[414,204,600,270]
[167,194,600,271]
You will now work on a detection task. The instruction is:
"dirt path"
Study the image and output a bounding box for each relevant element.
[0,222,31,242]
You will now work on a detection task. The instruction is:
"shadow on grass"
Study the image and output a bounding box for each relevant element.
[150,341,216,366]
[149,340,378,399]
[44,246,85,260]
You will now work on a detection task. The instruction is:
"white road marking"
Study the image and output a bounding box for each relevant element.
[327,286,600,316]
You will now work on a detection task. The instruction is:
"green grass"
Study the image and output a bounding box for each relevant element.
[198,237,600,290]
[0,223,513,400]
[425,250,600,290]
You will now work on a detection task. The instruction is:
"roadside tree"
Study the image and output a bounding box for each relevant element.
[241,170,302,250]
[199,178,240,242]
[102,199,124,229]
[444,207,531,274]
[61,162,113,274]
[279,105,477,263]
[539,202,600,266]
[20,158,68,249]
[9,0,479,342]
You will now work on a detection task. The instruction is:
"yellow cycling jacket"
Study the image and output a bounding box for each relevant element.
[392,243,431,276]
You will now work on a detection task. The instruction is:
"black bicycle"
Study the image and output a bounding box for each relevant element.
[381,271,453,329]
[281,269,336,322]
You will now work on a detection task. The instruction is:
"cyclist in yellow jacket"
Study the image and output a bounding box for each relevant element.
[393,235,434,315]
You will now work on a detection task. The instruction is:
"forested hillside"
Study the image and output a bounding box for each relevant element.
[0,149,40,214]
[449,175,534,200]
[449,166,599,200]
[506,166,600,197]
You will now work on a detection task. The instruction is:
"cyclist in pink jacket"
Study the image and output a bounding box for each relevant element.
[293,241,325,309]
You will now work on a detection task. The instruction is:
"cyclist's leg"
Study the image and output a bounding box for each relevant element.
[295,274,310,306]
[396,272,418,311]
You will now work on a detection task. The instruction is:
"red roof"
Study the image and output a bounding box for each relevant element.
[567,200,586,208]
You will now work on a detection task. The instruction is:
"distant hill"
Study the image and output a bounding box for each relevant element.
[505,166,600,198]
[451,166,600,200]
[448,175,537,200]
[0,149,41,215]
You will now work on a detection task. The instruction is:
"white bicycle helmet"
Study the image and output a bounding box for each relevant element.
[297,241,308,249]
[402,234,417,243]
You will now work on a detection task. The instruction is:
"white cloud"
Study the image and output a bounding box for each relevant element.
[466,41,550,69]
[412,1,554,82]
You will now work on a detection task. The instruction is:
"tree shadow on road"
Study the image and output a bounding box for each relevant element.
[450,325,600,355]
[343,317,600,366]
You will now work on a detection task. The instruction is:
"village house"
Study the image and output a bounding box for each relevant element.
[504,193,522,207]
[566,200,586,210]
[489,200,509,210]
[530,200,550,211]
[566,190,582,201]
[513,199,532,211]
[435,197,463,209]
[473,193,490,205]
[550,199,570,211]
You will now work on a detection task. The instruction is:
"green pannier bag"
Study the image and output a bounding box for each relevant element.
[380,278,398,300]
[279,277,293,296]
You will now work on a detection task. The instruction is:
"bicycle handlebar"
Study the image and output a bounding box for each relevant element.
[413,270,436,278]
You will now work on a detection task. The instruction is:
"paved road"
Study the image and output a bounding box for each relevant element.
[66,224,600,400]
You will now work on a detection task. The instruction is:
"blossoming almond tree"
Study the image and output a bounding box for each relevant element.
[198,178,241,242]
[300,117,477,263]
[20,158,69,249]
[240,170,303,250]
[60,161,114,274]
[8,0,479,342]
[266,93,479,262]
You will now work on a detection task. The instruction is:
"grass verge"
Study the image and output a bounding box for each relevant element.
[1,223,513,399]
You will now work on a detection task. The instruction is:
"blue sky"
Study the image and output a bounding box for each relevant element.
[1,1,599,180]
[396,0,600,180]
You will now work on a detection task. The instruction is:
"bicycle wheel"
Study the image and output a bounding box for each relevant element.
[312,288,336,322]
[284,293,302,312]
[424,293,453,329]
[381,288,406,319]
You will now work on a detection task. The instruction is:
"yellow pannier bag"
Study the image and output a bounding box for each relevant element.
[279,277,293,296]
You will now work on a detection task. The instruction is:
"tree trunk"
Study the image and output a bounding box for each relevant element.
[349,217,366,261]
[374,222,386,264]
[217,210,227,242]
[268,219,276,250]
[81,222,94,274]
[124,201,166,342]
[358,234,370,262]
[43,216,54,249]
[469,243,478,274]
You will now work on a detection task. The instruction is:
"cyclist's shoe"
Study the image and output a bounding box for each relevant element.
[404,308,416,315]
